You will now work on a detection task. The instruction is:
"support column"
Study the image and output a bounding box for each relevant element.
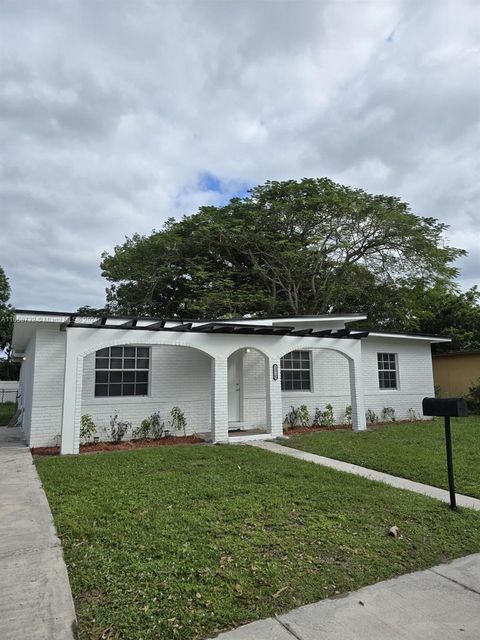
[265,355,284,438]
[60,334,83,454]
[348,348,367,432]
[211,356,229,443]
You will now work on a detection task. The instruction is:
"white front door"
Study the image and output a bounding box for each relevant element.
[228,351,243,425]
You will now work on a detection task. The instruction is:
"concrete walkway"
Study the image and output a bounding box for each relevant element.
[214,553,480,639]
[248,440,480,511]
[0,427,76,640]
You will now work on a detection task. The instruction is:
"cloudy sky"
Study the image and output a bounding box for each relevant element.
[1,0,479,311]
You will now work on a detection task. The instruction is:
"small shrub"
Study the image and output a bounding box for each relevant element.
[150,411,165,438]
[53,433,61,447]
[80,414,97,443]
[381,407,396,422]
[284,406,299,429]
[312,408,322,427]
[366,409,379,425]
[132,412,165,440]
[311,405,335,428]
[284,405,310,429]
[407,408,419,421]
[132,419,151,440]
[320,403,335,428]
[434,384,442,398]
[109,413,131,443]
[344,405,352,425]
[297,405,310,427]
[466,378,480,414]
[170,406,187,437]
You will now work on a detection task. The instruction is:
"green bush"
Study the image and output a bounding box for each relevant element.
[80,414,97,443]
[314,403,334,428]
[284,405,310,429]
[284,406,298,429]
[169,406,187,437]
[133,411,165,439]
[109,413,131,443]
[407,408,420,421]
[366,409,379,425]
[381,407,396,422]
[466,378,480,414]
[344,405,352,425]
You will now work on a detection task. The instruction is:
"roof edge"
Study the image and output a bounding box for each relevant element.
[14,309,368,323]
[368,331,451,343]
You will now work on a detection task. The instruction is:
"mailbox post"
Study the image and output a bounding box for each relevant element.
[422,397,469,510]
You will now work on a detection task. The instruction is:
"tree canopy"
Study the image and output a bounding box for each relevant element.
[0,265,13,351]
[100,177,477,349]
[0,266,19,381]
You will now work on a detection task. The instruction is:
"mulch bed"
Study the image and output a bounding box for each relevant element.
[31,435,203,456]
[283,419,423,436]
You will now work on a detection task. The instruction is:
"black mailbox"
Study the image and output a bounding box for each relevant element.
[422,397,468,418]
[422,396,469,510]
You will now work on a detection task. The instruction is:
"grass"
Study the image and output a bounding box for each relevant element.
[36,444,480,640]
[0,401,16,425]
[283,416,480,499]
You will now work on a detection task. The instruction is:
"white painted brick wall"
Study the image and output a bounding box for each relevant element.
[21,326,436,447]
[247,342,434,425]
[281,350,352,423]
[18,333,37,442]
[362,337,434,420]
[81,346,212,439]
[29,326,66,447]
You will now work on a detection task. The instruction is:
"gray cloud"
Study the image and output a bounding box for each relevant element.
[0,0,479,312]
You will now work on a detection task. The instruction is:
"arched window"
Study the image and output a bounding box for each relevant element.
[94,346,150,397]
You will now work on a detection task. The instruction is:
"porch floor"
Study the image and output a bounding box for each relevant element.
[198,428,274,443]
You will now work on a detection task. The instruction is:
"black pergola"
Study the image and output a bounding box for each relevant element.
[64,316,369,340]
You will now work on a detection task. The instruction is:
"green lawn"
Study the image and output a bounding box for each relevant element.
[36,445,480,640]
[0,402,16,425]
[284,416,480,499]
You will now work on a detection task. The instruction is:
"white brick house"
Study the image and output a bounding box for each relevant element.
[11,310,448,454]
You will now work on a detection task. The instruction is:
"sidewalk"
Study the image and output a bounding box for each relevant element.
[214,553,480,639]
[248,440,480,511]
[0,427,76,640]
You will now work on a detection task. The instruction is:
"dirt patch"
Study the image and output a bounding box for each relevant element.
[31,435,203,456]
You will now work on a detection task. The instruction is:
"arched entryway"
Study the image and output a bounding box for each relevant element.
[227,347,270,438]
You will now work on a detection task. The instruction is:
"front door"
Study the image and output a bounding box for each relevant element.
[228,351,243,425]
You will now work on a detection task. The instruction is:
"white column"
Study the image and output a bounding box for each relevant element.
[211,356,229,443]
[60,335,83,455]
[348,349,367,432]
[265,355,284,437]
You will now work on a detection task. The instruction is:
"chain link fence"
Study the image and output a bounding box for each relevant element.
[0,388,19,404]
[0,388,20,426]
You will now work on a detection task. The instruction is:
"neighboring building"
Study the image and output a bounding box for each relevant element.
[432,351,480,397]
[11,310,449,454]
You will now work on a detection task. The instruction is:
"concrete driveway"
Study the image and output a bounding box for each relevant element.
[0,427,76,640]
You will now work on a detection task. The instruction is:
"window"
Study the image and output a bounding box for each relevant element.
[95,346,150,397]
[377,352,398,389]
[281,350,311,391]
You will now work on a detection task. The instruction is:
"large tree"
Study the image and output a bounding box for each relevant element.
[0,266,20,381]
[101,177,467,333]
[0,266,13,349]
